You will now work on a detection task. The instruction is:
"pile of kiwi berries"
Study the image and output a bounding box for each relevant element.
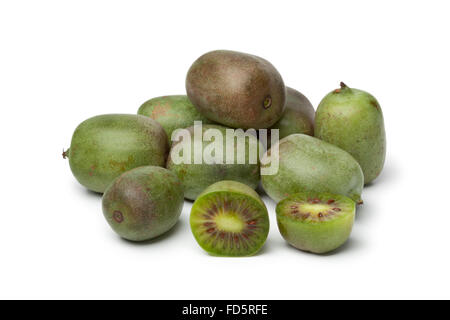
[64,49,386,256]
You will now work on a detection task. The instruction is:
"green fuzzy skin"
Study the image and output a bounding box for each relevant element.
[315,83,386,184]
[186,50,286,129]
[190,181,270,257]
[276,192,355,254]
[261,134,364,203]
[270,87,315,139]
[137,95,214,145]
[166,124,261,200]
[67,114,168,193]
[102,166,184,241]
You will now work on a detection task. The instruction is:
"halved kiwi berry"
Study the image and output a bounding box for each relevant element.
[190,180,270,257]
[276,192,355,254]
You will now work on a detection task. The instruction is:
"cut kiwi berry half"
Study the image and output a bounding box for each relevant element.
[276,192,355,254]
[190,180,270,257]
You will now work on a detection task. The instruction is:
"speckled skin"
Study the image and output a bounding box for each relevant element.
[137,95,214,144]
[102,166,183,241]
[315,83,386,184]
[166,124,261,200]
[276,192,355,254]
[190,180,269,256]
[186,50,286,129]
[67,114,168,193]
[261,134,364,203]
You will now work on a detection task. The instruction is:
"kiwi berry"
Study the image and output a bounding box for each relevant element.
[102,166,184,242]
[276,192,355,254]
[190,181,270,257]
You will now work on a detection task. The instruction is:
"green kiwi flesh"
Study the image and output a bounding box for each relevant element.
[190,181,270,257]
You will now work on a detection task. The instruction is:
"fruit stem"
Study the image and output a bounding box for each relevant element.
[62,148,69,159]
[340,82,348,89]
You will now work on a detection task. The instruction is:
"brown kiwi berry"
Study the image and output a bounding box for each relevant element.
[186,50,286,129]
[102,166,184,241]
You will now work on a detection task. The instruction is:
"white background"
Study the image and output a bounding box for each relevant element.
[1,0,449,300]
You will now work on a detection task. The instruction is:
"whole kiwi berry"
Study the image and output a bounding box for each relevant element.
[190,180,270,257]
[64,114,168,193]
[166,124,262,200]
[270,87,315,138]
[315,82,386,184]
[186,50,286,129]
[261,134,364,204]
[137,95,214,145]
[102,166,184,242]
[263,86,315,148]
[276,191,355,254]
